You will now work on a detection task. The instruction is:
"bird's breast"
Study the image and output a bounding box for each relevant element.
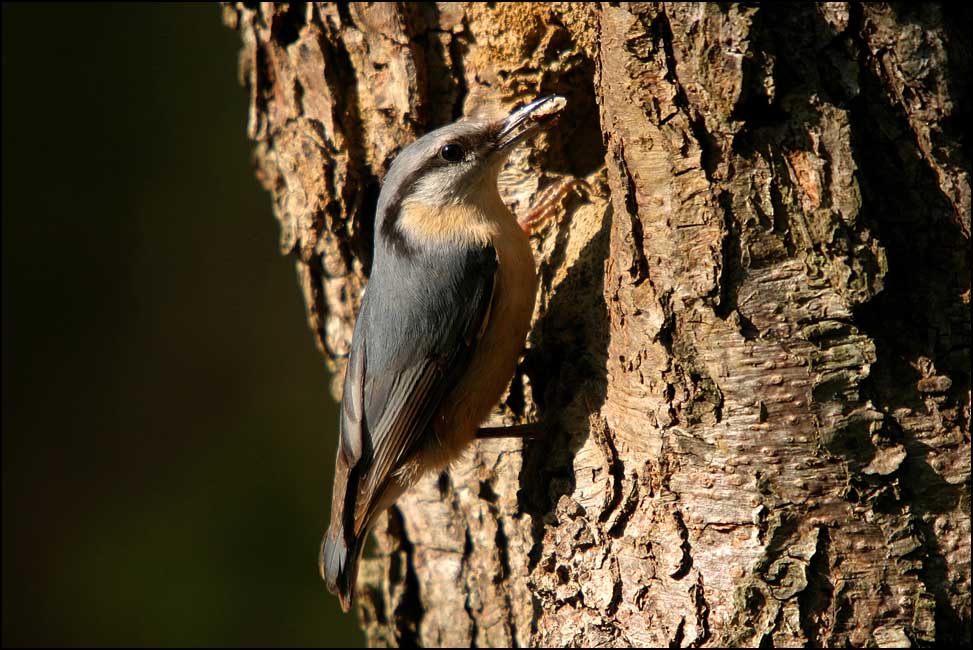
[432,214,536,458]
[389,193,537,478]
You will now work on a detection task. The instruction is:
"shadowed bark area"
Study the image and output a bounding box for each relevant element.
[225,3,970,646]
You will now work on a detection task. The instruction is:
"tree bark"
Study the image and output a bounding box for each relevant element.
[224,3,970,646]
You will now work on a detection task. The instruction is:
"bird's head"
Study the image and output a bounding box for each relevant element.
[375,96,566,253]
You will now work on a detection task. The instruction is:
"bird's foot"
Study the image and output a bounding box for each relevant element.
[518,177,591,236]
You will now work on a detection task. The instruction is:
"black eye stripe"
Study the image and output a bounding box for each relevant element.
[440,143,465,163]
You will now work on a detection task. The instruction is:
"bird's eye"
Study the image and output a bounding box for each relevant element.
[440,143,465,163]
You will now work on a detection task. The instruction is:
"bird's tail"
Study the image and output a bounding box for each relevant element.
[320,522,363,613]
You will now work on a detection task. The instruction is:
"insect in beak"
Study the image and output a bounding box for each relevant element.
[492,95,567,157]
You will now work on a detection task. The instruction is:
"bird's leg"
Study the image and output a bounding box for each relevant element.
[476,422,542,439]
[518,177,591,236]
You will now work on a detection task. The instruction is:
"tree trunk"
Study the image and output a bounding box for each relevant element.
[224,3,970,646]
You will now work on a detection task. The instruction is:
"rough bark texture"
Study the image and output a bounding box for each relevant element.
[225,3,970,646]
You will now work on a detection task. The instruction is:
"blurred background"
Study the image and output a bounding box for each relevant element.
[2,4,361,646]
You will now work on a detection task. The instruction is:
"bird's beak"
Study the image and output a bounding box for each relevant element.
[492,95,566,156]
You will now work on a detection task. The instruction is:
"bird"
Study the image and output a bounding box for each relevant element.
[320,95,567,612]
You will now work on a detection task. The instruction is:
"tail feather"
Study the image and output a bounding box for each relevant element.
[320,524,363,613]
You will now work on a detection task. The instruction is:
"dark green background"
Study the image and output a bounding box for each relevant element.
[2,4,361,646]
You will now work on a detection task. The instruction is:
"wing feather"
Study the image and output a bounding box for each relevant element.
[342,244,498,537]
[354,360,439,534]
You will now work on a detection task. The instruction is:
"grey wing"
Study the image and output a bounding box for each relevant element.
[343,244,498,536]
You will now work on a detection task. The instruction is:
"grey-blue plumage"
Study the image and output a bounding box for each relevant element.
[322,242,497,607]
[320,95,565,612]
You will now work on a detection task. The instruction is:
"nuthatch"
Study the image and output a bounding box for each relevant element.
[321,95,567,611]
